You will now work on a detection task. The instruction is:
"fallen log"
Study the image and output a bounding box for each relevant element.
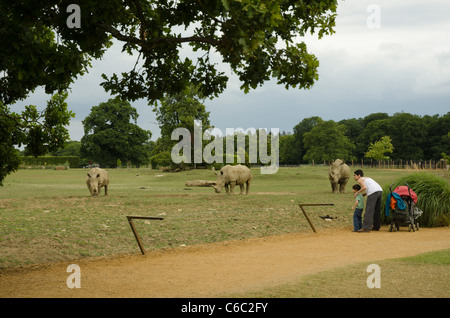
[185,180,216,187]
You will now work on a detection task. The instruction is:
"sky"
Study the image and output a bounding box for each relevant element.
[14,0,450,142]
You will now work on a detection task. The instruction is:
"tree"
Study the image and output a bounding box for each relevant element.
[365,136,394,161]
[361,112,390,128]
[0,92,73,185]
[440,131,450,163]
[279,133,297,165]
[80,98,151,167]
[387,113,427,160]
[355,118,392,159]
[2,1,338,106]
[151,85,211,168]
[338,117,363,158]
[51,140,82,157]
[422,112,450,160]
[292,116,323,164]
[0,3,97,105]
[303,120,354,163]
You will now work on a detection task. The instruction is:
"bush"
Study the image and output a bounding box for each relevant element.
[381,173,450,227]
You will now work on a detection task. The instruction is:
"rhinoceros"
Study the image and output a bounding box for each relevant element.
[86,167,109,196]
[328,159,351,193]
[212,164,252,195]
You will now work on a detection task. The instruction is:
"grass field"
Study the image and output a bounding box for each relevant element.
[0,166,448,268]
[229,248,450,298]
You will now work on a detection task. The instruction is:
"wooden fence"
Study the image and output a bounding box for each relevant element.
[349,159,448,170]
[283,159,449,170]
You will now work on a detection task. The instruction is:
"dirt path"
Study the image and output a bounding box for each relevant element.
[1,227,449,298]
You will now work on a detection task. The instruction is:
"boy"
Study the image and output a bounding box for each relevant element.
[351,184,364,232]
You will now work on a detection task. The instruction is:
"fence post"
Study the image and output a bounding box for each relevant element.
[298,203,334,233]
[127,216,164,255]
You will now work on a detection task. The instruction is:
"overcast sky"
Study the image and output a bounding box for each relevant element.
[15,0,450,141]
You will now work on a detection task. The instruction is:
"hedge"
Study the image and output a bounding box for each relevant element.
[21,156,80,168]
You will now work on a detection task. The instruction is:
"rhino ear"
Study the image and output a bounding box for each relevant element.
[87,174,91,178]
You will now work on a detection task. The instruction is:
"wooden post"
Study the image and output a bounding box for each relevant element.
[298,203,334,233]
[127,216,164,255]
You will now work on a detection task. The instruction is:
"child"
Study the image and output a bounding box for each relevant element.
[351,184,364,232]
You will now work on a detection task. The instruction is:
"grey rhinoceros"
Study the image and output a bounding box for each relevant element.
[86,167,109,196]
[212,164,252,195]
[328,159,351,193]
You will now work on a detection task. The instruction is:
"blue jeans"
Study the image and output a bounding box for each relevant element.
[353,208,363,231]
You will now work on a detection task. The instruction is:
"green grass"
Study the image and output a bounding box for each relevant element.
[0,166,448,268]
[226,249,450,298]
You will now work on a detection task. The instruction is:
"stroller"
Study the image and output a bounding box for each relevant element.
[385,183,423,232]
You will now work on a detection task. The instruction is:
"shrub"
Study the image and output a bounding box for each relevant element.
[381,173,450,227]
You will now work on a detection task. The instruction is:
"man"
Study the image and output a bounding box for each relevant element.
[353,169,383,232]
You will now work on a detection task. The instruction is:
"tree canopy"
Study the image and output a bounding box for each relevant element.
[0,0,338,182]
[151,85,211,168]
[0,93,73,185]
[302,120,354,163]
[80,98,151,167]
[1,0,338,106]
[280,112,450,165]
[365,136,394,161]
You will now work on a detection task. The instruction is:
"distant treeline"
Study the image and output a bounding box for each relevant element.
[279,112,449,165]
[18,112,449,169]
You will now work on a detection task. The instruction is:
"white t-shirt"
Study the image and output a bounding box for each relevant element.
[362,177,382,196]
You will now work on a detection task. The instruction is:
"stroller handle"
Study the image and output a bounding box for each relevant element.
[389,182,413,198]
[404,182,412,197]
[389,183,395,192]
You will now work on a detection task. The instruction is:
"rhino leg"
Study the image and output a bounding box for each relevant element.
[331,182,338,193]
[224,184,230,195]
[239,184,245,195]
[339,178,348,193]
[104,185,108,196]
[229,181,236,195]
[245,182,250,195]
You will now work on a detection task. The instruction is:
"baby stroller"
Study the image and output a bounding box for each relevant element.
[385,183,423,232]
